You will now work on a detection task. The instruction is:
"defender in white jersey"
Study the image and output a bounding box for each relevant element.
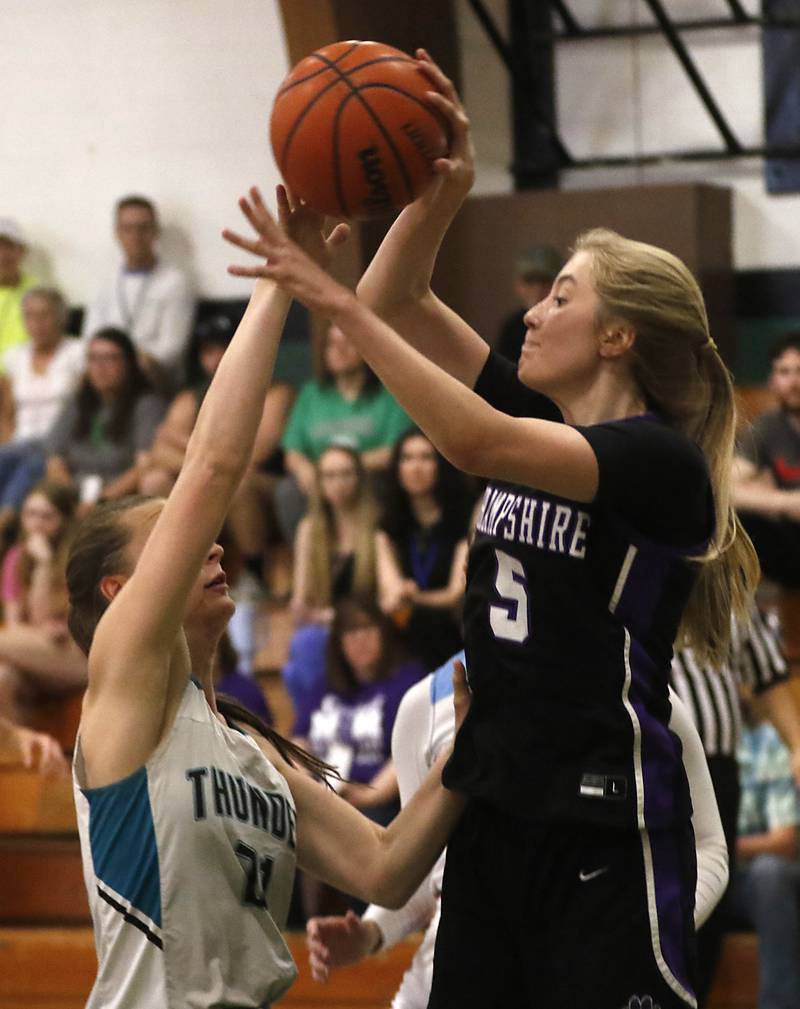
[68,188,468,1009]
[307,653,729,1008]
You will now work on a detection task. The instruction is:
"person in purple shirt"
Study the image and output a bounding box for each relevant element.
[213,630,273,726]
[293,594,424,917]
[294,595,424,811]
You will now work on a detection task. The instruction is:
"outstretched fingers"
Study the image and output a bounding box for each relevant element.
[221,228,263,256]
[326,221,351,249]
[223,189,288,275]
[275,184,292,227]
[222,187,351,315]
[241,186,283,240]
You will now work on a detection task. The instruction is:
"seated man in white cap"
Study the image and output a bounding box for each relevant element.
[0,218,38,370]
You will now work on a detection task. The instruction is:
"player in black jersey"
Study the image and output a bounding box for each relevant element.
[228,54,759,1009]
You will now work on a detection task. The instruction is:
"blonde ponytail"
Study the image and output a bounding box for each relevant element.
[576,229,760,665]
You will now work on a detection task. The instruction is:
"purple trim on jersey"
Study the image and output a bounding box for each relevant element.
[615,513,713,560]
[628,637,683,831]
[648,829,696,1000]
[614,546,671,632]
[627,637,695,999]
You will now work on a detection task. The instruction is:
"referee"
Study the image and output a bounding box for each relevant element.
[670,605,800,1006]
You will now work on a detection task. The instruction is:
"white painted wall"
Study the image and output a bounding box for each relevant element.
[458,0,800,270]
[3,0,290,301]
[4,0,798,305]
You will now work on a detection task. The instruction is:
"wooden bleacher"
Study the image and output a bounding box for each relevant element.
[0,927,425,1009]
[0,923,759,1009]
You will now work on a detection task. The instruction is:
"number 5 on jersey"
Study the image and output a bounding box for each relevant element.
[489,549,530,644]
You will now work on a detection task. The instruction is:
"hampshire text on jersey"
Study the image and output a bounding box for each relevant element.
[476,485,591,558]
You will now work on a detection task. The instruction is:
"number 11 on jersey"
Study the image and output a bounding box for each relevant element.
[489,549,530,644]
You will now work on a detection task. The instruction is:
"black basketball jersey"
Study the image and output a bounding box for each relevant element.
[443,351,714,831]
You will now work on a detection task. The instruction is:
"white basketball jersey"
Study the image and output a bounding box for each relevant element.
[73,679,298,1008]
[363,650,462,1009]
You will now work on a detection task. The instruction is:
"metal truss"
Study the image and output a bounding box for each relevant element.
[467,0,800,174]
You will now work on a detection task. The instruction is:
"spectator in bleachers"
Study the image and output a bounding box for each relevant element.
[290,444,382,628]
[81,195,195,390]
[276,324,411,544]
[729,694,800,1009]
[138,314,293,505]
[211,631,273,726]
[221,315,295,596]
[671,606,800,1006]
[45,327,166,512]
[293,594,425,915]
[0,481,85,723]
[139,312,294,617]
[282,444,389,717]
[734,333,800,587]
[137,313,236,497]
[494,244,562,363]
[0,287,84,535]
[0,218,38,369]
[378,429,474,669]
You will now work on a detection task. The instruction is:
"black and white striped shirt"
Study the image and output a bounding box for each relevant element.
[670,607,788,758]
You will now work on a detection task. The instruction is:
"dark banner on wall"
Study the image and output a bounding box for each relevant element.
[763,0,800,193]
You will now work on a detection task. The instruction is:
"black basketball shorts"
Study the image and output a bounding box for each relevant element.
[427,800,698,1009]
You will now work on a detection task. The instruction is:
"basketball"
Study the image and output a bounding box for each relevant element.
[270,40,449,220]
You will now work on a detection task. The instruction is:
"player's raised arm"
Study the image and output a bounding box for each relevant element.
[226,210,599,504]
[77,188,347,786]
[252,661,469,910]
[356,51,491,387]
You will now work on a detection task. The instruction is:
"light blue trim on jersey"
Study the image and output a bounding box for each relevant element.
[84,766,162,928]
[430,650,466,705]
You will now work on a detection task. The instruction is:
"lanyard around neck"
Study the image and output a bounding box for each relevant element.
[116,268,154,330]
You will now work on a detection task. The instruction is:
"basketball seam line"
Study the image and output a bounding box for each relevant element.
[347,82,449,136]
[276,56,419,173]
[275,41,361,96]
[276,51,415,97]
[311,52,416,209]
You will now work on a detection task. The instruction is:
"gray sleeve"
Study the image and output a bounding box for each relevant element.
[44,399,78,458]
[132,393,167,452]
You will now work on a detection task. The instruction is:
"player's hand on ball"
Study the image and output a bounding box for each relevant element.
[223,186,351,317]
[306,910,382,981]
[416,48,475,197]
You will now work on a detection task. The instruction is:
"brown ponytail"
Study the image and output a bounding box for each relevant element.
[216,694,339,786]
[66,496,154,654]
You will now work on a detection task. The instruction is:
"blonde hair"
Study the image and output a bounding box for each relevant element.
[305,446,378,608]
[575,228,759,667]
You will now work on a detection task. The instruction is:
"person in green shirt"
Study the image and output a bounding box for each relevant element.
[276,324,411,543]
[0,219,38,369]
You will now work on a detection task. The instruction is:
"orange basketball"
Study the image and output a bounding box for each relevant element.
[270,40,449,220]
